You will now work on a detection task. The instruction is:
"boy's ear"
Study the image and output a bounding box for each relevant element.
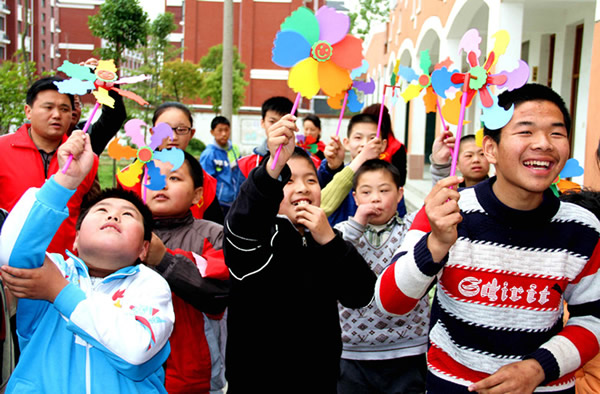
[138,240,150,262]
[72,232,80,252]
[352,190,359,206]
[482,135,498,165]
[191,186,204,206]
[260,118,265,132]
[343,137,350,151]
[190,128,196,138]
[382,138,388,152]
[396,186,404,203]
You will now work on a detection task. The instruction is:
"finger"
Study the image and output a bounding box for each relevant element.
[1,265,34,279]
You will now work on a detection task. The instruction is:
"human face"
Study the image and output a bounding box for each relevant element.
[344,122,380,159]
[483,100,570,210]
[458,140,489,187]
[303,120,320,141]
[353,170,403,225]
[74,198,148,270]
[278,157,321,229]
[70,95,82,131]
[146,161,202,218]
[260,110,284,133]
[155,108,196,150]
[25,90,72,151]
[211,123,231,148]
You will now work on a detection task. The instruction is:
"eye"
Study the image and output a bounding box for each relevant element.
[169,175,180,181]
[307,178,317,184]
[123,211,134,217]
[96,207,107,213]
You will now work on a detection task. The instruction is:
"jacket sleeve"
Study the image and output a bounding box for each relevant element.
[430,154,451,186]
[321,166,355,217]
[88,90,127,156]
[200,148,218,178]
[224,159,290,280]
[391,143,407,186]
[375,206,446,315]
[53,269,174,381]
[317,158,344,188]
[334,218,366,245]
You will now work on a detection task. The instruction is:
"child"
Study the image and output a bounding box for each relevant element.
[431,132,490,187]
[0,131,174,393]
[200,116,245,216]
[302,113,326,164]
[319,113,388,226]
[237,96,293,177]
[375,84,600,393]
[223,114,376,392]
[144,150,229,393]
[335,159,428,393]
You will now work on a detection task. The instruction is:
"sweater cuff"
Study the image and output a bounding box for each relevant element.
[54,282,86,318]
[37,175,77,212]
[523,348,559,385]
[414,234,447,277]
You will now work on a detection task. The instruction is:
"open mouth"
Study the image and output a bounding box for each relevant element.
[100,223,121,233]
[523,160,552,170]
[292,199,311,206]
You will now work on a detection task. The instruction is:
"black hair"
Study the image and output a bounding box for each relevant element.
[347,113,387,140]
[27,76,74,109]
[261,96,294,119]
[153,102,193,127]
[362,103,395,138]
[211,116,230,130]
[182,150,204,188]
[290,147,317,175]
[484,83,571,143]
[303,114,321,130]
[559,189,600,221]
[353,159,403,189]
[76,188,153,242]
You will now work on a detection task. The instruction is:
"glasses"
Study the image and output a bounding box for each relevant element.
[171,126,192,135]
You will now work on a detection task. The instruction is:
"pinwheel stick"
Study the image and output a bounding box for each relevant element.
[335,91,349,137]
[61,101,101,174]
[436,97,448,132]
[142,166,149,204]
[271,92,302,170]
[450,74,473,177]
[376,86,387,139]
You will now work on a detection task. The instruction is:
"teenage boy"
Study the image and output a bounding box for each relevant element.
[0,76,99,256]
[430,132,490,187]
[200,116,245,215]
[237,96,293,177]
[375,84,600,393]
[0,131,174,393]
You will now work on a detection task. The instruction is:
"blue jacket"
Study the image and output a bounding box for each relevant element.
[200,139,245,205]
[0,177,174,394]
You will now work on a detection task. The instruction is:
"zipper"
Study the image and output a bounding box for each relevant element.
[302,236,307,247]
[86,343,91,394]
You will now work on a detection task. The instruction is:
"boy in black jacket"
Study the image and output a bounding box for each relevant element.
[224,114,376,393]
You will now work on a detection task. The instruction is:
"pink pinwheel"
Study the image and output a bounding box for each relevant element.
[272,6,364,99]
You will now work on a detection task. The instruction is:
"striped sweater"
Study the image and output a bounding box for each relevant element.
[375,178,600,392]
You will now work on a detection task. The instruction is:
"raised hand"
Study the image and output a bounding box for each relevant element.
[266,114,298,178]
[295,204,335,245]
[55,130,95,190]
[432,129,456,165]
[324,136,345,171]
[350,137,385,172]
[425,176,463,262]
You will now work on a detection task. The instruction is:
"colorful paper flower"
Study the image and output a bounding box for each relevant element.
[271,6,364,99]
[296,134,324,155]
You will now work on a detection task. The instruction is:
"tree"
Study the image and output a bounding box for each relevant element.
[198,44,248,114]
[88,0,149,69]
[0,61,37,134]
[349,0,390,40]
[160,60,203,102]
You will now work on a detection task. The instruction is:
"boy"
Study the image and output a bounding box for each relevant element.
[335,159,429,393]
[145,151,229,393]
[223,114,376,393]
[319,113,388,226]
[200,116,245,215]
[237,96,293,178]
[0,131,174,393]
[431,132,490,187]
[375,84,600,393]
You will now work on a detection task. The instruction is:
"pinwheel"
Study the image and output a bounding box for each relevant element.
[296,134,324,155]
[55,59,151,172]
[430,28,530,176]
[108,119,184,202]
[550,158,584,196]
[271,5,364,167]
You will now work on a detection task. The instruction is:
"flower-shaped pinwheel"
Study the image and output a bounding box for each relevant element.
[296,134,324,155]
[550,158,584,196]
[271,6,364,99]
[108,119,184,192]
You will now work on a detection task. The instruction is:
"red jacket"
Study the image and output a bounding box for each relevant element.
[0,124,99,256]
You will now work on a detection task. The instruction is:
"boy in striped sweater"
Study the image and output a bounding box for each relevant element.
[375,84,600,393]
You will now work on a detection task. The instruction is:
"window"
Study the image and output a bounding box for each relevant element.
[41,39,45,49]
[41,26,45,35]
[0,17,4,31]
[42,13,45,22]
[18,21,21,33]
[0,46,5,60]
[42,0,45,7]
[41,53,45,62]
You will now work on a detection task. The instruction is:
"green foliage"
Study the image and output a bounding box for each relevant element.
[0,61,37,134]
[349,0,390,40]
[161,60,204,103]
[88,0,149,68]
[198,44,248,114]
[186,138,206,158]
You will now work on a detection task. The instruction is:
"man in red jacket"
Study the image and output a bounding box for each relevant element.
[0,76,98,257]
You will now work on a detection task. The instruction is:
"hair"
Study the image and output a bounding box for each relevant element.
[211,116,230,130]
[182,150,204,188]
[303,114,321,130]
[353,159,403,190]
[362,103,394,138]
[347,113,387,140]
[153,102,193,127]
[26,76,74,109]
[483,83,571,143]
[559,189,600,221]
[76,188,154,242]
[261,96,294,119]
[289,147,317,175]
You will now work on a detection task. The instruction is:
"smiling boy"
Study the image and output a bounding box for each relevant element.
[375,84,600,393]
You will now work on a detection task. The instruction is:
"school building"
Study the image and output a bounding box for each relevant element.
[363,0,600,189]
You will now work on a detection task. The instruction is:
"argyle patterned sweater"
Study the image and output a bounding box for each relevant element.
[375,178,600,392]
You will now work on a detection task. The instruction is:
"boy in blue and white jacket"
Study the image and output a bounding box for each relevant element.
[0,130,174,393]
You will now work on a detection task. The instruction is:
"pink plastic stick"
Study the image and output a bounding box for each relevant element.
[376,86,387,139]
[271,92,302,170]
[61,101,101,174]
[335,91,349,137]
[436,97,448,132]
[142,166,148,204]
[450,77,470,177]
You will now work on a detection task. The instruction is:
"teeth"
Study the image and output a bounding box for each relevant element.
[294,200,309,206]
[524,160,550,168]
